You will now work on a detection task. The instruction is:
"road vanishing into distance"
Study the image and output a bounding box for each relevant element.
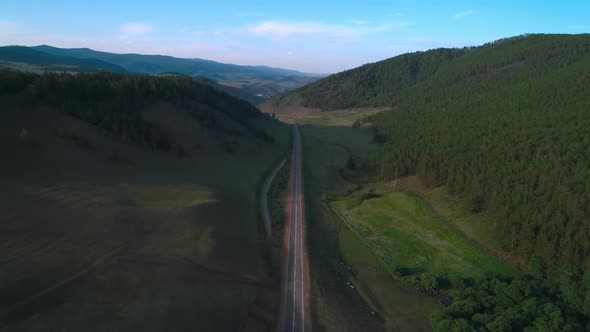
[280,124,309,332]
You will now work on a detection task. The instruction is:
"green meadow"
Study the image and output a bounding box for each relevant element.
[330,192,518,279]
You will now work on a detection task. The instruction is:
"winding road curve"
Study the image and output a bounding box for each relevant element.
[280,124,310,332]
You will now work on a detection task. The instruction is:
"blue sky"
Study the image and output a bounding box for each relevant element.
[1,0,589,73]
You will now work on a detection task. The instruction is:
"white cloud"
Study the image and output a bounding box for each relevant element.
[452,10,473,20]
[346,20,369,25]
[248,21,389,39]
[120,22,154,35]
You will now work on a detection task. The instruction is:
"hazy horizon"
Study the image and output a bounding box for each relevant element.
[1,0,589,73]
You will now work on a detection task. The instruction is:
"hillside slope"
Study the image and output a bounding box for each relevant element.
[0,70,275,148]
[0,70,288,331]
[292,33,590,111]
[299,48,468,110]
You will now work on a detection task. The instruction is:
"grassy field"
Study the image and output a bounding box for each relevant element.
[0,104,290,331]
[338,227,440,331]
[291,108,385,127]
[260,91,385,125]
[300,123,386,332]
[386,177,522,268]
[330,191,518,279]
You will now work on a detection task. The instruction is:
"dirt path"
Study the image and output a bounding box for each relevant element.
[261,159,286,239]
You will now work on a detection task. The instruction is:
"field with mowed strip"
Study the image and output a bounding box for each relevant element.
[330,191,519,279]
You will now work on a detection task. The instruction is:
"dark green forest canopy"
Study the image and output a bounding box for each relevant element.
[300,47,468,110]
[299,34,590,110]
[298,34,590,330]
[374,35,590,329]
[0,70,275,149]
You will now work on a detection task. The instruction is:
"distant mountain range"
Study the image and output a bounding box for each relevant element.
[0,45,323,104]
[31,45,314,80]
[0,46,127,73]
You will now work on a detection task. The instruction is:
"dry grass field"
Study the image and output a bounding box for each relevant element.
[0,102,289,331]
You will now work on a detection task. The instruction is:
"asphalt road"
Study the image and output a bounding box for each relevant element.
[280,124,309,332]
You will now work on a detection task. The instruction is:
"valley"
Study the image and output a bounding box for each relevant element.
[1,22,589,332]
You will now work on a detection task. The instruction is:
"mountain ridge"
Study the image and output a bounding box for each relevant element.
[27,44,321,102]
[32,44,317,78]
[0,46,127,73]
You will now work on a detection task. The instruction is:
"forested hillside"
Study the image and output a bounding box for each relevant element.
[369,34,590,330]
[291,34,590,330]
[298,47,467,110]
[0,70,275,151]
[0,69,286,331]
[298,34,590,111]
